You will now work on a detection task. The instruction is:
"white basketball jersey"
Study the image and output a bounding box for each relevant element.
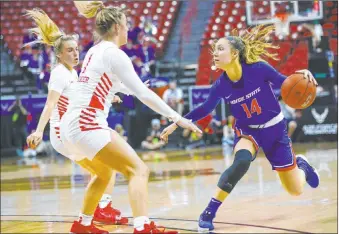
[66,41,130,132]
[48,64,78,137]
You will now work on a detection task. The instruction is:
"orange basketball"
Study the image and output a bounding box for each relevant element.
[281,73,317,109]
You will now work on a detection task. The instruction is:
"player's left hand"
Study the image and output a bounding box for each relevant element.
[26,131,43,149]
[112,95,122,103]
[160,123,178,143]
[295,69,318,86]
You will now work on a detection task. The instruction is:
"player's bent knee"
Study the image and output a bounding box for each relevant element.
[96,168,113,181]
[217,149,252,193]
[127,163,150,179]
[278,169,304,196]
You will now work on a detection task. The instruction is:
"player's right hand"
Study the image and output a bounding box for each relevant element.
[26,131,43,149]
[295,69,318,86]
[176,117,202,134]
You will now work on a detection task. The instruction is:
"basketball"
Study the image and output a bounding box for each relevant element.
[281,73,317,109]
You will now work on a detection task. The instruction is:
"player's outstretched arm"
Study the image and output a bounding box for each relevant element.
[119,79,150,96]
[105,48,202,134]
[161,80,223,142]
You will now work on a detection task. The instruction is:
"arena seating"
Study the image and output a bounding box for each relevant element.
[0,0,179,60]
[197,1,338,84]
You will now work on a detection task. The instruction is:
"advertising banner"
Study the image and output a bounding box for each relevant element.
[1,95,46,116]
[297,105,337,142]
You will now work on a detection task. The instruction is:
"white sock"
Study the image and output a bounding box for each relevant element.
[79,213,93,226]
[99,194,112,208]
[134,216,150,231]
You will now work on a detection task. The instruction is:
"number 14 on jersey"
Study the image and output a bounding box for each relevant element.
[241,98,262,118]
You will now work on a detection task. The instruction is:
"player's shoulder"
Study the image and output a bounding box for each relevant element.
[50,64,69,77]
[246,61,276,71]
[102,43,129,59]
[213,72,227,88]
[51,63,64,73]
[99,41,121,52]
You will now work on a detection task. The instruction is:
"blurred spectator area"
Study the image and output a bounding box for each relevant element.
[0,0,179,61]
[197,1,338,85]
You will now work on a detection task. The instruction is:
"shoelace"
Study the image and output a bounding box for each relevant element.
[149,221,165,233]
[201,210,214,221]
[104,202,120,214]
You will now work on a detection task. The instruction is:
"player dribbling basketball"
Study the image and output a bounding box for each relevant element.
[160,25,320,232]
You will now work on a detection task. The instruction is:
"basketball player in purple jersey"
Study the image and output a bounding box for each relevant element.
[160,25,320,232]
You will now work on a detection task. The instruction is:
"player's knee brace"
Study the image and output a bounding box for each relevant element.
[217,149,252,193]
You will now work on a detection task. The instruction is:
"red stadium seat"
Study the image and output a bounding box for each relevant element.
[0,0,178,60]
[330,38,338,55]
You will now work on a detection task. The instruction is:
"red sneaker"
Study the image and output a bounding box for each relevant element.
[134,221,178,234]
[93,202,128,225]
[105,201,121,216]
[70,219,109,234]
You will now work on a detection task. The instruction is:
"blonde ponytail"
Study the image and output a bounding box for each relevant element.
[24,8,78,61]
[215,25,280,64]
[240,25,279,63]
[74,1,125,39]
[74,1,104,19]
[24,8,63,47]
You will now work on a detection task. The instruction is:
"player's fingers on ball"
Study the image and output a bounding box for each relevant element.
[303,71,308,79]
[308,73,313,81]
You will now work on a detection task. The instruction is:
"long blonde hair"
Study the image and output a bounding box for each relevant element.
[24,8,77,60]
[213,25,279,64]
[74,1,125,40]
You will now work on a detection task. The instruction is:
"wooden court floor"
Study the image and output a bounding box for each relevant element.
[1,143,337,233]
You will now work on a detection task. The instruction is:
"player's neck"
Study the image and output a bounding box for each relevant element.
[60,62,73,71]
[102,35,119,47]
[224,60,242,82]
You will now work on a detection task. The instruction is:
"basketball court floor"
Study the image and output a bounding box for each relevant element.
[1,142,337,233]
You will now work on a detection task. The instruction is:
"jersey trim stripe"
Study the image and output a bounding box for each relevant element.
[79,108,102,132]
[79,115,94,122]
[54,127,61,139]
[57,95,69,120]
[88,72,112,110]
[78,72,112,132]
[81,110,95,117]
[80,126,102,131]
[79,121,99,126]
